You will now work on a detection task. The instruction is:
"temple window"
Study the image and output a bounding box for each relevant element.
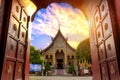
[50,55,53,58]
[72,55,74,59]
[49,62,52,65]
[46,55,48,59]
[69,62,71,65]
[67,55,70,58]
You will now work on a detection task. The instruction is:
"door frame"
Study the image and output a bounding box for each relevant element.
[0,0,12,78]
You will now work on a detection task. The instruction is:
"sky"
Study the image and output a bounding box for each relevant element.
[31,2,89,50]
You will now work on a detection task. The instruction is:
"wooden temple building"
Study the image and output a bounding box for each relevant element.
[43,29,76,73]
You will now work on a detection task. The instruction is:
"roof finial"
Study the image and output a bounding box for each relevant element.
[58,24,60,31]
[56,18,61,31]
[58,21,61,31]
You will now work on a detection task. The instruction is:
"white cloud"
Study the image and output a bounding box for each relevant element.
[32,3,89,49]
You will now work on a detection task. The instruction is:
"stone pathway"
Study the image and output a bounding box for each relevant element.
[30,76,93,80]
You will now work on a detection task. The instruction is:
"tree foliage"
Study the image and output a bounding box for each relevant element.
[30,45,42,64]
[76,38,91,63]
[68,62,75,74]
[45,62,51,72]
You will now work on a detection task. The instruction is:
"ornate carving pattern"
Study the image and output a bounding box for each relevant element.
[107,44,111,51]
[20,49,23,55]
[110,65,115,75]
[98,31,101,38]
[22,32,24,38]
[23,17,26,22]
[102,4,105,12]
[10,44,14,50]
[16,6,19,13]
[7,65,12,74]
[102,67,105,74]
[104,23,108,31]
[96,16,98,22]
[18,66,21,73]
[13,24,17,31]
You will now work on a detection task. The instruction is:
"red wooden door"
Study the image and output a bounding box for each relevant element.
[1,0,29,80]
[94,0,120,80]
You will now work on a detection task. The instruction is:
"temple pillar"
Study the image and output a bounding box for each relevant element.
[64,48,67,69]
[53,46,56,69]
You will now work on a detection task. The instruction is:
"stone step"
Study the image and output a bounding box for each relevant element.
[53,69,67,76]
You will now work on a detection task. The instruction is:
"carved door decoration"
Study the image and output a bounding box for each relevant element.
[94,0,119,80]
[1,0,28,80]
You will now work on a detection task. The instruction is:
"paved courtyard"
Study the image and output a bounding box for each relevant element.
[30,76,93,80]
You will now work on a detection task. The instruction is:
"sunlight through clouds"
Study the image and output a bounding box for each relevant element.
[31,2,89,49]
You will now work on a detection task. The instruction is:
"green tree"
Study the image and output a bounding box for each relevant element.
[68,62,75,75]
[30,45,42,64]
[44,61,51,76]
[76,38,91,64]
[45,62,51,72]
